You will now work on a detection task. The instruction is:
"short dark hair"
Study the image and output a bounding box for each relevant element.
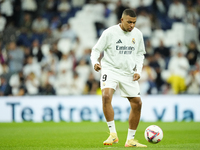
[122,9,137,17]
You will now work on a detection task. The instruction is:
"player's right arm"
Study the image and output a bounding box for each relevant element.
[94,63,101,72]
[90,30,108,72]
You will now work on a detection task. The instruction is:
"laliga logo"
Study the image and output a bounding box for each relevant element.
[132,38,135,44]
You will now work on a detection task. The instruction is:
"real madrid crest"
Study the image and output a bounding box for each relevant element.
[132,38,135,44]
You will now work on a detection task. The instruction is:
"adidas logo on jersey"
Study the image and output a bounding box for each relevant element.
[116,39,122,43]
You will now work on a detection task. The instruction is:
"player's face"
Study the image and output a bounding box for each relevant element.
[121,15,137,32]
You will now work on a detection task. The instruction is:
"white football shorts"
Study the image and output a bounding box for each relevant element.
[100,70,141,97]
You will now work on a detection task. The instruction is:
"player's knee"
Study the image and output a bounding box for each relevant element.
[136,98,142,106]
[130,98,142,109]
[102,94,112,104]
[133,101,142,112]
[138,101,142,109]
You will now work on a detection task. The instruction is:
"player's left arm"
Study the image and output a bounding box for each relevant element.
[134,35,146,80]
[133,73,140,81]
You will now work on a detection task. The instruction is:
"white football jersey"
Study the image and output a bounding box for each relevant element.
[90,24,146,76]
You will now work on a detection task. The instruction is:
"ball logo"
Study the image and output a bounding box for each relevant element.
[132,38,135,44]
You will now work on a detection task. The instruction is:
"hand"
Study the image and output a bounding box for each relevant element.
[94,63,101,72]
[133,73,140,81]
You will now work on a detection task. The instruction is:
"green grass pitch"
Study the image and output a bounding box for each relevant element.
[0,121,200,150]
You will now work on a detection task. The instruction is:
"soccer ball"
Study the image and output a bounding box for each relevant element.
[144,125,163,144]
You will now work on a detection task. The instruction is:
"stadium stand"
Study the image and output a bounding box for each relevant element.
[0,0,199,96]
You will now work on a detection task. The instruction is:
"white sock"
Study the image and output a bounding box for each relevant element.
[127,129,136,140]
[107,120,116,133]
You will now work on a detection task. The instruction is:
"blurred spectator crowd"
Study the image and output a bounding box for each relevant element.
[0,0,200,96]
